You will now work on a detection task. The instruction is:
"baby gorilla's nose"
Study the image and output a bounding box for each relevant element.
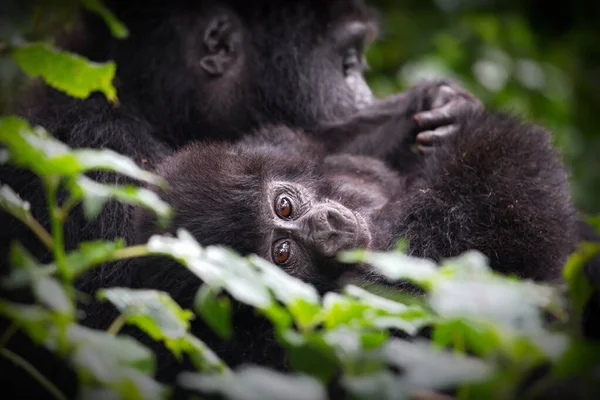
[306,202,361,258]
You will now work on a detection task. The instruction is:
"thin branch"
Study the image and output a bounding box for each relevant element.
[24,215,54,249]
[0,348,68,400]
[107,313,127,336]
[0,323,18,348]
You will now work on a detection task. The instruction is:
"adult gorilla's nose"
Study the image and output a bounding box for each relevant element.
[305,202,361,258]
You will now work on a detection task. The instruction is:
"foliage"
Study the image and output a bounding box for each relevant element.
[0,1,599,400]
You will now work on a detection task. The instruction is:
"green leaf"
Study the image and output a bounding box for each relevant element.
[98,288,194,353]
[179,334,229,374]
[0,301,53,345]
[12,42,117,102]
[146,233,273,308]
[64,240,126,279]
[73,176,171,222]
[0,116,76,176]
[72,149,166,185]
[562,242,599,318]
[178,366,327,400]
[433,319,502,357]
[194,284,233,340]
[284,331,340,382]
[381,339,492,390]
[552,339,600,378]
[68,324,156,378]
[341,371,409,400]
[81,0,129,39]
[0,184,31,222]
[33,276,72,314]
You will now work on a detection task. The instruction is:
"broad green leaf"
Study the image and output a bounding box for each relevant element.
[0,184,31,222]
[340,249,438,287]
[74,176,171,223]
[68,324,156,379]
[587,214,600,233]
[180,334,230,374]
[111,367,168,400]
[12,42,117,102]
[0,301,53,344]
[82,0,129,39]
[178,366,327,400]
[429,280,545,332]
[194,284,233,340]
[433,319,503,357]
[341,371,409,400]
[284,331,341,382]
[381,339,492,390]
[98,288,194,353]
[562,242,599,318]
[249,255,320,305]
[147,233,273,308]
[552,340,600,378]
[0,116,77,176]
[33,276,73,314]
[72,149,166,185]
[64,239,126,279]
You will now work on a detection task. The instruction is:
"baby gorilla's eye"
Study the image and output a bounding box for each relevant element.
[275,195,293,219]
[273,240,291,264]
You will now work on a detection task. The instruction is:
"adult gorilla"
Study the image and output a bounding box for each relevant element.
[0,1,480,398]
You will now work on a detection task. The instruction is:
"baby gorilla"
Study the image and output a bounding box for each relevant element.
[135,110,577,293]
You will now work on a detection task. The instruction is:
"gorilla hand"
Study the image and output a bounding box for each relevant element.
[410,80,483,154]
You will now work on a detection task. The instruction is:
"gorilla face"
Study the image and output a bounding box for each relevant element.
[262,181,372,275]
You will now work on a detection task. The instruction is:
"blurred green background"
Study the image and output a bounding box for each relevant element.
[1,0,599,213]
[366,0,600,214]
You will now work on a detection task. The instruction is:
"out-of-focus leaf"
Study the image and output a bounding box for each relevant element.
[12,42,117,102]
[178,366,327,400]
[12,43,117,102]
[33,276,72,314]
[0,184,31,222]
[147,233,273,308]
[68,324,156,378]
[82,0,129,39]
[552,340,600,378]
[562,242,600,318]
[195,284,232,340]
[72,149,165,185]
[98,288,194,356]
[180,334,229,374]
[284,331,340,382]
[73,176,171,223]
[381,339,492,390]
[64,239,126,278]
[433,319,502,357]
[339,249,438,287]
[341,371,409,400]
[0,301,53,345]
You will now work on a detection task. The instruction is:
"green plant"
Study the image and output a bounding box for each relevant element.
[1,2,599,399]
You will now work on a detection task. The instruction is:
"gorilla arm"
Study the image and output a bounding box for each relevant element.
[384,111,578,281]
[315,80,482,174]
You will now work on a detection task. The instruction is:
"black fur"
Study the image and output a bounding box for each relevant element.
[129,110,579,394]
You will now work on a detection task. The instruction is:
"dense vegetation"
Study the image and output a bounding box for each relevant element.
[0,1,599,399]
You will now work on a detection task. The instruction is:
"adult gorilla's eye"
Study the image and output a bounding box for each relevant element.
[273,240,291,264]
[275,195,293,218]
[343,47,360,74]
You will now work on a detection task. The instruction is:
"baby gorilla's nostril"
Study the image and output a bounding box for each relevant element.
[307,203,360,258]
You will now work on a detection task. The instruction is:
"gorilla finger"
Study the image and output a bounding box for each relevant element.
[417,144,435,155]
[416,125,458,145]
[413,102,455,128]
[430,85,457,109]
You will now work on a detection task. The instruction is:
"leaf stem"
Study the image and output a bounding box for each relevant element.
[0,348,68,400]
[107,313,126,335]
[45,177,68,281]
[24,214,54,249]
[0,323,18,348]
[106,244,149,262]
